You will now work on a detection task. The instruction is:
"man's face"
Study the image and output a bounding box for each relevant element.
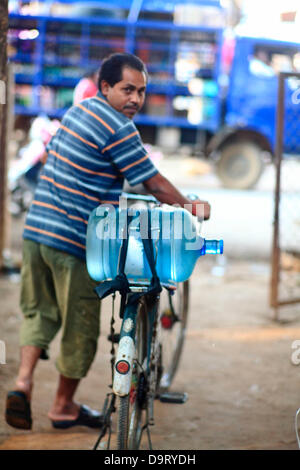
[101,67,146,119]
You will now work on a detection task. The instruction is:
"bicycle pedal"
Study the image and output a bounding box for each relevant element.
[159,392,188,404]
[107,333,120,343]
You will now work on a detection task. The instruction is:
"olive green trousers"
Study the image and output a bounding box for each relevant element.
[20,239,101,379]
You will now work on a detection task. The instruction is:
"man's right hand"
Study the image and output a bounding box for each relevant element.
[191,200,211,221]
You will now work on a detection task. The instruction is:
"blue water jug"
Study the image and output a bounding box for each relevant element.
[86,205,223,285]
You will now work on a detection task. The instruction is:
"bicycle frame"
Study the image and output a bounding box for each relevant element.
[90,192,223,449]
[113,291,160,399]
[93,278,190,449]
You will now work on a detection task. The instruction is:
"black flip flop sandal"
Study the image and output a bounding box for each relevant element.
[5,391,32,430]
[51,404,104,429]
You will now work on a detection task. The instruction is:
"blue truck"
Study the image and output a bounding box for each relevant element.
[8,1,300,189]
[208,29,300,189]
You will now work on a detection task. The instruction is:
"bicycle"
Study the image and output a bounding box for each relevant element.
[86,193,223,450]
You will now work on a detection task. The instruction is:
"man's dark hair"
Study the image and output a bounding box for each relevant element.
[98,53,148,89]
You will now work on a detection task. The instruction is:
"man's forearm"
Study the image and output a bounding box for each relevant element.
[144,173,190,207]
[143,172,210,219]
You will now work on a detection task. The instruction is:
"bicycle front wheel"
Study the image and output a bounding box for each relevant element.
[158,280,189,391]
[117,301,148,450]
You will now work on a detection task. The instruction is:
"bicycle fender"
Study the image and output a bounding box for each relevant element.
[113,335,135,396]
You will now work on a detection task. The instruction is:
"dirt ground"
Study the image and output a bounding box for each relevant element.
[1,212,300,451]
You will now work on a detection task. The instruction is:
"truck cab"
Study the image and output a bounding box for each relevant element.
[208,30,300,189]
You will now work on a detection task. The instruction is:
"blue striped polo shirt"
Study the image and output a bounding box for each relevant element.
[23,91,158,260]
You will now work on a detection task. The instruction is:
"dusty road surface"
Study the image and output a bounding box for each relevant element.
[1,159,300,450]
[1,253,300,450]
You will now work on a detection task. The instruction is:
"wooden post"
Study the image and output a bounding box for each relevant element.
[0,0,8,270]
[270,73,285,319]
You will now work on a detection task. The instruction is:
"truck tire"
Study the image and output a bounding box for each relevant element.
[216,142,264,190]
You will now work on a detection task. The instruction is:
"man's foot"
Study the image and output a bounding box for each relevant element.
[5,391,32,430]
[50,404,104,429]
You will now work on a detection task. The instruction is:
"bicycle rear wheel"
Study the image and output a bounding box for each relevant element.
[158,280,189,391]
[117,302,148,450]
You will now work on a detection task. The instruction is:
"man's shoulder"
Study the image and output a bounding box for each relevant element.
[61,94,138,141]
[75,95,131,132]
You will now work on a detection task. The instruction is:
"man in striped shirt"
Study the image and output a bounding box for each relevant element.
[6,53,210,431]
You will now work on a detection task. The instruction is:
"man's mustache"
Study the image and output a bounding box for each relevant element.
[124,105,138,110]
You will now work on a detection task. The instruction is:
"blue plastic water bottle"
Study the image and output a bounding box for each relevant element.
[86,205,223,285]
